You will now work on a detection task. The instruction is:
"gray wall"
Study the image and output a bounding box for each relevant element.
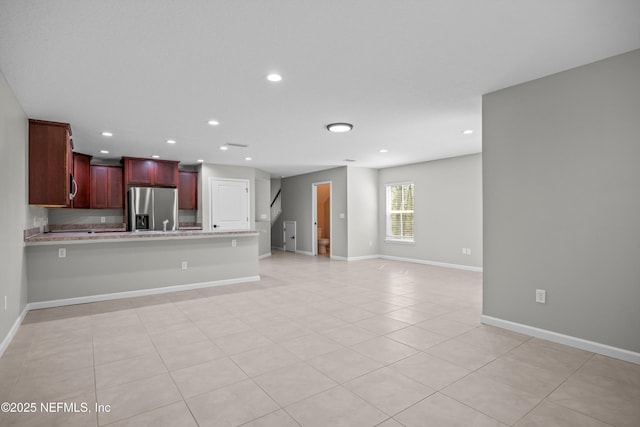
[26,236,259,303]
[0,71,46,350]
[483,49,640,353]
[378,154,483,268]
[280,167,348,257]
[347,167,379,258]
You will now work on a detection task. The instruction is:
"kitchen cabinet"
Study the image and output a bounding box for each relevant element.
[91,165,123,209]
[178,170,198,210]
[28,119,74,207]
[123,157,179,187]
[72,153,92,209]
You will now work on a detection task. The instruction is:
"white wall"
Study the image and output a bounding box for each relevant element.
[483,49,640,353]
[347,167,378,258]
[0,71,46,352]
[254,169,271,256]
[378,154,482,269]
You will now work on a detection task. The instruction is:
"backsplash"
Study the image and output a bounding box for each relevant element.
[48,209,123,225]
[48,208,198,227]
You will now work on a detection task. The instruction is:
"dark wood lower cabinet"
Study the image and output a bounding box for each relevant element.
[91,165,123,209]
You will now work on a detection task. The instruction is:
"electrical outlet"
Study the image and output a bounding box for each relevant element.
[462,248,466,254]
[101,217,106,223]
[181,261,188,270]
[231,239,237,247]
[535,289,546,304]
[58,248,66,258]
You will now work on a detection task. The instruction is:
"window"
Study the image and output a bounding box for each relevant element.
[385,182,414,242]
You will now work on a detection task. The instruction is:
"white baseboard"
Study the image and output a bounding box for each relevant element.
[0,305,29,359]
[258,252,272,259]
[330,255,347,261]
[295,250,313,256]
[481,315,640,365]
[27,276,261,310]
[346,255,380,261]
[379,255,483,272]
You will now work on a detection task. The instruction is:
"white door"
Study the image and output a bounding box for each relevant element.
[210,178,250,230]
[284,221,296,252]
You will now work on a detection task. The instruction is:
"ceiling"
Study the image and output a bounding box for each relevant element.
[1,1,639,178]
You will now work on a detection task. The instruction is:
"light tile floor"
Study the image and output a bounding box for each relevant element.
[1,252,639,426]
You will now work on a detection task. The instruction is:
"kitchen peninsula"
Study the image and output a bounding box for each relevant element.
[25,229,260,307]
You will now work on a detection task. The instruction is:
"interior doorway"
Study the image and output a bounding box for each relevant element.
[312,182,331,257]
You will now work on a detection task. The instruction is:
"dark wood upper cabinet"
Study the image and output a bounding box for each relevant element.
[72,153,92,209]
[91,165,123,209]
[178,170,198,210]
[123,157,178,187]
[28,119,73,207]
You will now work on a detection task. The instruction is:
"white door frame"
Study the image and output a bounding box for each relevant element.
[208,177,250,230]
[311,181,332,257]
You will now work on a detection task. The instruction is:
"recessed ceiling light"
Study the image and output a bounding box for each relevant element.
[219,146,228,151]
[463,129,473,134]
[208,120,219,126]
[197,159,204,163]
[245,157,252,161]
[151,155,160,159]
[100,150,109,154]
[166,139,176,144]
[101,131,113,137]
[379,149,389,153]
[327,123,353,133]
[267,73,282,82]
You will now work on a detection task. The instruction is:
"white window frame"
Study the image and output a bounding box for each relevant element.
[385,182,415,243]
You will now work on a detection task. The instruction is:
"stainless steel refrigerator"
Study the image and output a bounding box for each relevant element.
[128,187,179,231]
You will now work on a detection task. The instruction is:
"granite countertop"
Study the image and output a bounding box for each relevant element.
[24,229,259,246]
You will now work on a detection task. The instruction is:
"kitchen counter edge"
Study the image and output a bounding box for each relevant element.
[25,230,259,246]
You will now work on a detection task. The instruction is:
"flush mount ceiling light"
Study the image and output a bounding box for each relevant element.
[219,146,229,151]
[327,123,353,133]
[100,150,109,154]
[462,129,473,134]
[101,131,113,137]
[197,159,204,163]
[379,149,389,153]
[166,139,176,144]
[267,73,282,82]
[245,157,252,161]
[208,120,219,126]
[151,155,160,159]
